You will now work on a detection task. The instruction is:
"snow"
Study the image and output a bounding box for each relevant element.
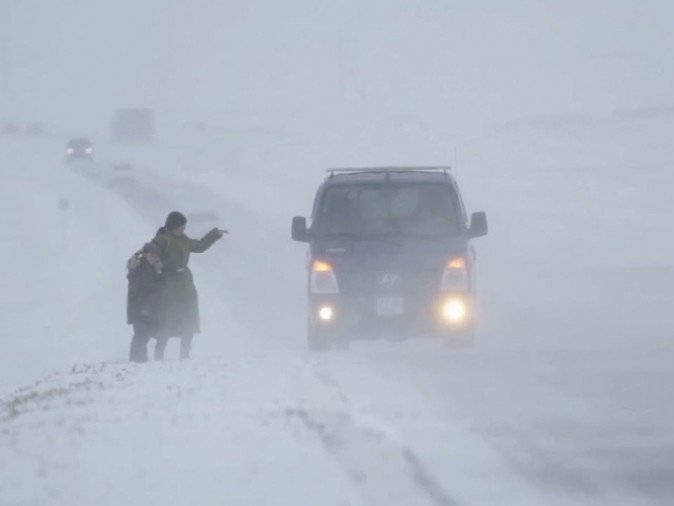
[1,113,673,505]
[2,1,674,504]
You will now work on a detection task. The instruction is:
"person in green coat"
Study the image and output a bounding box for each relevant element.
[153,211,225,359]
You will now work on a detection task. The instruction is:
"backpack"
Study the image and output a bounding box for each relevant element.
[126,251,144,273]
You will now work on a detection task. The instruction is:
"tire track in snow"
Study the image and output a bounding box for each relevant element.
[285,408,460,506]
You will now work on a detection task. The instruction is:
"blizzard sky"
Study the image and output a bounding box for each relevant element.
[2,0,674,133]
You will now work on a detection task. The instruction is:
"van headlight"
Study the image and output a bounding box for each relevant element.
[440,297,469,323]
[440,257,469,291]
[310,260,340,294]
[318,305,334,321]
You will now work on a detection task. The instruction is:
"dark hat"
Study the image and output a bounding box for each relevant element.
[165,211,187,231]
[142,242,161,255]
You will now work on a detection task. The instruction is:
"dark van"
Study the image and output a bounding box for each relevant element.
[292,167,488,351]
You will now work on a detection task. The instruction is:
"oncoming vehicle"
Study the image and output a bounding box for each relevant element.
[65,138,94,161]
[291,167,488,351]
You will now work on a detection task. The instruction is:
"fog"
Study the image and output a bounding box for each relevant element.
[5,2,674,131]
[1,1,673,505]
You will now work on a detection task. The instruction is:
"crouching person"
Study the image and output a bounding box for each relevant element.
[127,242,163,362]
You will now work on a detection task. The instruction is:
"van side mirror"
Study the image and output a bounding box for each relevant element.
[469,212,488,238]
[291,216,309,242]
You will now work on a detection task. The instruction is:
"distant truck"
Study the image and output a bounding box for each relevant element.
[111,108,155,143]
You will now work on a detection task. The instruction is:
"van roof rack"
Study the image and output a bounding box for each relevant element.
[326,166,451,177]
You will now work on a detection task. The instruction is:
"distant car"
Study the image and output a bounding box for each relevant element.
[65,138,94,161]
[1,123,20,136]
[291,167,488,351]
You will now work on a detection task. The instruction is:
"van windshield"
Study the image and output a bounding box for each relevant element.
[314,184,463,238]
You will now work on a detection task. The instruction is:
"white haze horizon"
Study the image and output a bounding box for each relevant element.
[3,1,674,136]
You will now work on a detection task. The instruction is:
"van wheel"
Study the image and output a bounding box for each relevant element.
[333,335,350,351]
[307,327,330,352]
[443,326,475,349]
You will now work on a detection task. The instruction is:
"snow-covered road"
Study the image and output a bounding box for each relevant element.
[2,354,548,506]
[1,116,673,505]
[2,341,672,505]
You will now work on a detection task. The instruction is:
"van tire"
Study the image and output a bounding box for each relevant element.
[333,335,350,351]
[443,326,475,349]
[307,327,330,352]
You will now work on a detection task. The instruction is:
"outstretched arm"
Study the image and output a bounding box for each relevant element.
[188,228,223,253]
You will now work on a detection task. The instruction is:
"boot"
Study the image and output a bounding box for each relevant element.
[180,335,193,360]
[155,337,168,361]
[129,326,150,363]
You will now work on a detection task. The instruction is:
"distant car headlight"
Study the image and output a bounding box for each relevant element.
[66,148,75,155]
[85,147,94,154]
[440,257,469,291]
[310,260,339,294]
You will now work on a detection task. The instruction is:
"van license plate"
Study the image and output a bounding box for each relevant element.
[376,296,404,316]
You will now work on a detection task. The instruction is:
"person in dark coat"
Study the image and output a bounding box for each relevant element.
[153,211,224,360]
[127,242,164,362]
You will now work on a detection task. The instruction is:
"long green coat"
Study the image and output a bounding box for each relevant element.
[153,227,221,337]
